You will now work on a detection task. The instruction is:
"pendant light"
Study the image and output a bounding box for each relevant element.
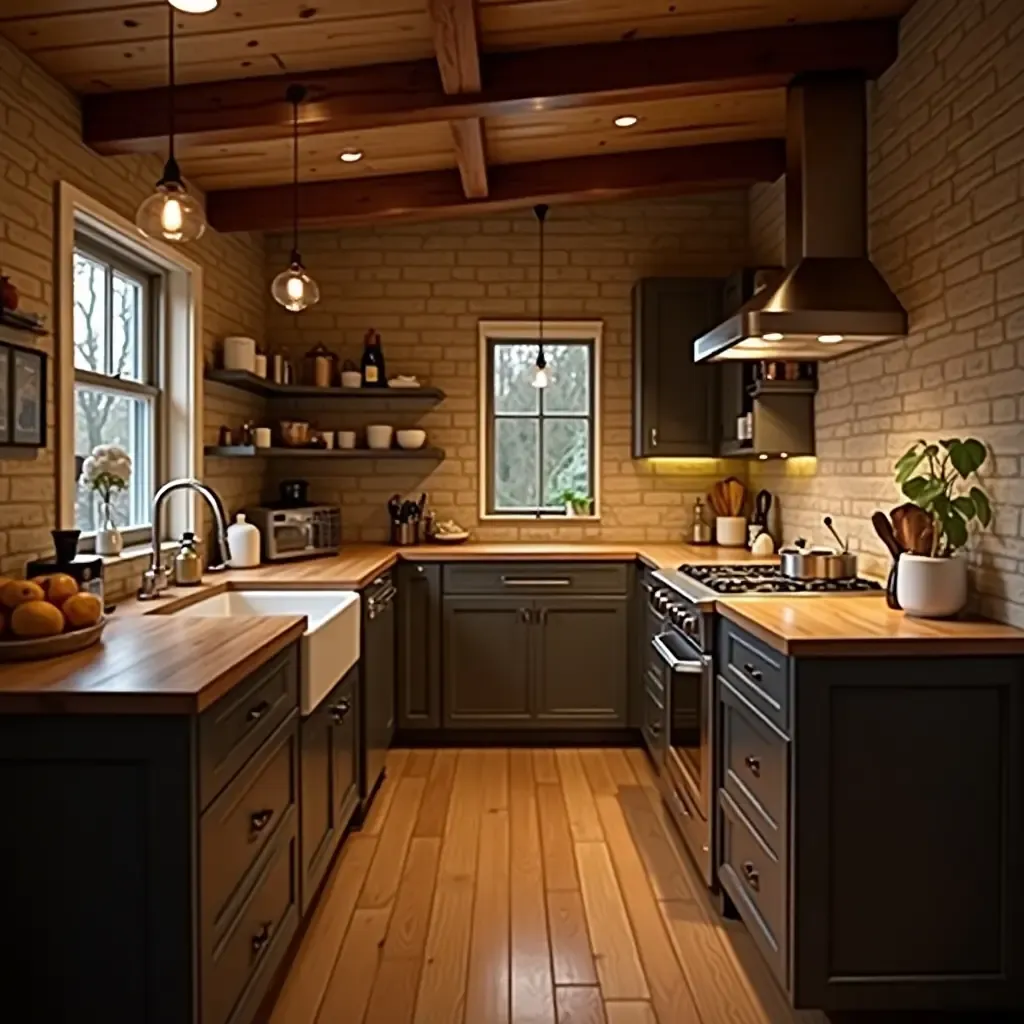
[271,85,321,312]
[532,204,550,389]
[136,5,207,243]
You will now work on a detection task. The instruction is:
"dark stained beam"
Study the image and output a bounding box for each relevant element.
[84,20,899,154]
[450,118,489,198]
[206,139,785,233]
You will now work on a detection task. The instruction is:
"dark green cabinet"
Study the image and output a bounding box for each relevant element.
[443,596,533,725]
[299,666,358,913]
[397,561,442,730]
[442,592,628,729]
[533,597,628,725]
[632,276,723,458]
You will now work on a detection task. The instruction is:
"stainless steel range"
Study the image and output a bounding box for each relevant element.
[645,563,881,889]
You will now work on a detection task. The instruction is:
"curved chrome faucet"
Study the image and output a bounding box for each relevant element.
[138,479,231,600]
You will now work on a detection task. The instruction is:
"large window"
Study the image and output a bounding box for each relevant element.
[72,237,163,544]
[480,321,601,517]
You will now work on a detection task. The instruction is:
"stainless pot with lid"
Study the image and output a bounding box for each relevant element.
[779,517,857,579]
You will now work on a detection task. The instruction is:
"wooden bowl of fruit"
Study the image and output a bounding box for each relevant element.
[0,575,106,662]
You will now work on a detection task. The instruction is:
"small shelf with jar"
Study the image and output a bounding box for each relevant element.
[205,369,447,403]
[720,360,817,458]
[204,445,446,460]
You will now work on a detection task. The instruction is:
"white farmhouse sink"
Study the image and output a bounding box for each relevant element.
[171,590,360,714]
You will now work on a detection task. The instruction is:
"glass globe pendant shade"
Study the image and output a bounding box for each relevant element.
[271,252,321,312]
[136,162,207,243]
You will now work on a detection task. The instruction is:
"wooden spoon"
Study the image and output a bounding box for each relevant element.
[890,503,934,556]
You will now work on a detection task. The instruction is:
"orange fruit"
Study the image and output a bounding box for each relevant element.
[41,573,78,608]
[0,579,45,610]
[11,600,65,639]
[62,592,103,630]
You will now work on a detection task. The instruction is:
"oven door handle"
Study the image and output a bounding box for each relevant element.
[651,634,707,674]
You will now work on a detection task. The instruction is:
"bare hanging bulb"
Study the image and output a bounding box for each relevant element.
[532,203,550,388]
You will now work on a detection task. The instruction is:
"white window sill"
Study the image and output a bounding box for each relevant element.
[480,514,602,522]
[97,540,177,567]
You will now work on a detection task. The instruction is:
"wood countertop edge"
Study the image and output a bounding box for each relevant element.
[716,601,1024,658]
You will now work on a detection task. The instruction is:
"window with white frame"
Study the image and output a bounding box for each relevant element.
[72,235,164,545]
[480,321,601,517]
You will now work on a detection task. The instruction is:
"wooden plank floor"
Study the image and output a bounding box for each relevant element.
[269,747,826,1024]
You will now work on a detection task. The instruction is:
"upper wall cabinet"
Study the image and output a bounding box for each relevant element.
[632,277,724,458]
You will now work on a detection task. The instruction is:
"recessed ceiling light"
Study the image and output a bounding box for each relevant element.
[613,115,639,128]
[758,453,769,460]
[339,149,364,163]
[818,333,844,344]
[780,452,789,459]
[763,332,784,342]
[169,0,219,12]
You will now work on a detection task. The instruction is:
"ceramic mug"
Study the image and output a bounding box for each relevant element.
[253,426,271,448]
[321,431,335,450]
[337,430,357,450]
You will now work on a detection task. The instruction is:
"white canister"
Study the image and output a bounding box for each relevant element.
[337,430,357,450]
[223,336,257,373]
[896,554,968,618]
[252,426,271,448]
[254,353,268,378]
[321,430,335,450]
[341,370,362,388]
[366,424,394,450]
[716,516,747,547]
[227,513,261,568]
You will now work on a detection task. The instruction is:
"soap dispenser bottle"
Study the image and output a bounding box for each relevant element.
[227,513,261,568]
[173,532,204,587]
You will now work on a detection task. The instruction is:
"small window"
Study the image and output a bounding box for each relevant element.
[72,237,163,545]
[480,321,601,518]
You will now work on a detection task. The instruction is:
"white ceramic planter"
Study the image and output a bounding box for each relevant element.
[715,516,747,547]
[95,527,123,557]
[896,553,968,618]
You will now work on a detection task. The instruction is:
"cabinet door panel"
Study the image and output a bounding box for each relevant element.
[633,277,723,457]
[329,668,359,833]
[397,562,442,729]
[443,597,532,725]
[534,597,629,725]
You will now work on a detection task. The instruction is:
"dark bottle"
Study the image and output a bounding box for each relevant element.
[360,328,387,388]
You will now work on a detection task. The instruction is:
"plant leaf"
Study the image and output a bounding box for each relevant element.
[970,486,992,527]
[894,448,925,483]
[949,438,987,477]
[952,495,976,519]
[943,511,968,550]
[903,477,944,506]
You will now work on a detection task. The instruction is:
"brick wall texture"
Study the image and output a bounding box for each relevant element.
[262,195,750,544]
[749,0,1024,626]
[0,36,266,600]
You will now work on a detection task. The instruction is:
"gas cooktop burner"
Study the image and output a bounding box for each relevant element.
[678,563,882,595]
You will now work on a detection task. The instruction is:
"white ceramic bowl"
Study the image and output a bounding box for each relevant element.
[340,370,362,388]
[396,429,427,450]
[366,424,394,450]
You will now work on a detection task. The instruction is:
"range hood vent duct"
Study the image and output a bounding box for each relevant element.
[695,72,907,362]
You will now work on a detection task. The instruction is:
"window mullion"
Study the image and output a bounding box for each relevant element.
[104,263,114,376]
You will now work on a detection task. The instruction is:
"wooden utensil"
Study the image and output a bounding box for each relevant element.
[724,476,746,517]
[871,511,903,610]
[891,503,934,556]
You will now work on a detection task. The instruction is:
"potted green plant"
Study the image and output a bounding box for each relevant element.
[892,437,992,618]
[557,488,593,517]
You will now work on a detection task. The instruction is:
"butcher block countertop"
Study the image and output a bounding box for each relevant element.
[0,614,305,715]
[717,594,1024,658]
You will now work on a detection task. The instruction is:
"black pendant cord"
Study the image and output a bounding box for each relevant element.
[164,5,179,183]
[285,85,307,267]
[535,203,548,369]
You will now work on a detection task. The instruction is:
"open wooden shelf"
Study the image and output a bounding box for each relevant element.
[206,368,446,402]
[746,378,818,398]
[204,445,446,460]
[0,311,48,337]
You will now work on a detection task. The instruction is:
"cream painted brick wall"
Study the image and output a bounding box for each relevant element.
[265,195,751,543]
[0,37,267,599]
[750,0,1024,626]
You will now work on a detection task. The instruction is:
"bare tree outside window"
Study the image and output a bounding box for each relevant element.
[72,241,161,542]
[485,336,596,515]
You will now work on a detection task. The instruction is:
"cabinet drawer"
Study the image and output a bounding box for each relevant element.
[202,825,300,1024]
[199,647,298,809]
[444,562,629,596]
[721,679,788,854]
[719,620,789,734]
[719,787,787,986]
[201,715,298,938]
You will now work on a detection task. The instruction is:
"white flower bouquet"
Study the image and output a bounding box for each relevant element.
[80,444,132,523]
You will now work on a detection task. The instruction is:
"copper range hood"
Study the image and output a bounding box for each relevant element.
[695,73,908,362]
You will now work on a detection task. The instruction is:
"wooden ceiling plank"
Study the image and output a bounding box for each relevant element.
[449,117,488,198]
[82,19,899,154]
[206,138,785,232]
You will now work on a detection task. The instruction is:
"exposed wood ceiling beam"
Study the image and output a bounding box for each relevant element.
[449,118,489,199]
[426,0,489,199]
[83,20,899,155]
[206,139,785,233]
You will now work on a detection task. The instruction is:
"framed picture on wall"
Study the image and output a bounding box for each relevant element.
[0,341,46,448]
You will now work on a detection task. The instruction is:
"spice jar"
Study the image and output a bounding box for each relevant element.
[305,343,335,388]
